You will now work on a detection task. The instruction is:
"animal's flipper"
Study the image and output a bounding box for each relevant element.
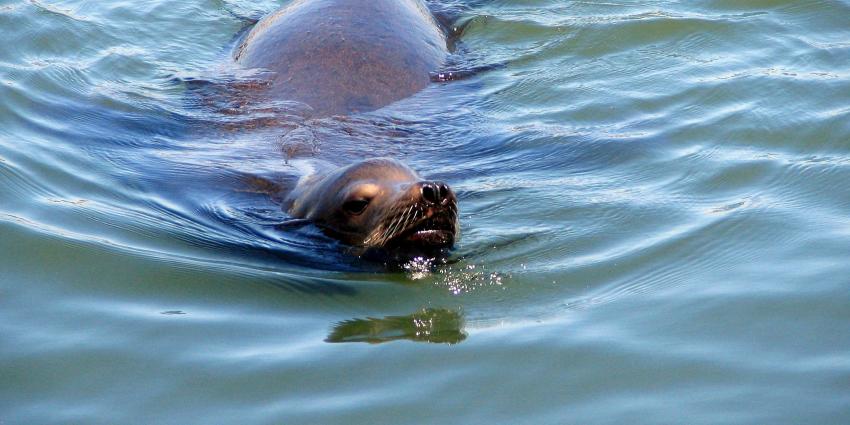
[424,2,506,82]
[430,62,505,82]
[426,0,496,43]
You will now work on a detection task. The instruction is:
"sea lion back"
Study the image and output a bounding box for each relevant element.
[235,0,448,117]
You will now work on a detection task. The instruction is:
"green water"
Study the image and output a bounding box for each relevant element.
[2,0,850,423]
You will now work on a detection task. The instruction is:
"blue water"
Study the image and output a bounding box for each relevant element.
[2,0,850,423]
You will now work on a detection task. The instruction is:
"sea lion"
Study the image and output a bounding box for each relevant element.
[235,0,448,117]
[233,0,460,254]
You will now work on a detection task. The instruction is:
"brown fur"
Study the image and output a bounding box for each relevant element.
[235,0,448,117]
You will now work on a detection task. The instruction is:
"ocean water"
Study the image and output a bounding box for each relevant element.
[1,0,849,423]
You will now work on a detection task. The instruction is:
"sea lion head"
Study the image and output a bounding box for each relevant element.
[287,158,458,253]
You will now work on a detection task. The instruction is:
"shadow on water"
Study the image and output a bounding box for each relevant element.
[326,308,467,344]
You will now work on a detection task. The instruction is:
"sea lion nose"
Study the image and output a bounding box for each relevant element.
[420,181,451,205]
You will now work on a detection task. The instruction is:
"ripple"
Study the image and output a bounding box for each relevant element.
[3,0,850,423]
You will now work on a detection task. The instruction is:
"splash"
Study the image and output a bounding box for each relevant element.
[405,261,507,294]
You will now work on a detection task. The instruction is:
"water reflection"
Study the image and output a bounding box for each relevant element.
[326,308,466,344]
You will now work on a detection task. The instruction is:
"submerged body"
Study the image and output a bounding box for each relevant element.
[234,0,458,253]
[235,0,448,117]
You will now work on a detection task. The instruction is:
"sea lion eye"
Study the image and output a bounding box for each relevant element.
[343,199,369,215]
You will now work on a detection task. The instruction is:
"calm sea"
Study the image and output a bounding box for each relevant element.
[1,0,849,423]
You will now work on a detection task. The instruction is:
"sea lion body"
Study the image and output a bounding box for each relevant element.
[235,0,448,117]
[233,0,459,253]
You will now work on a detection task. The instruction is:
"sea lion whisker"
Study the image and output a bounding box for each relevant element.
[388,203,420,243]
[395,209,415,241]
[364,213,396,246]
[372,206,405,246]
[379,206,408,245]
[392,204,416,240]
[406,204,421,229]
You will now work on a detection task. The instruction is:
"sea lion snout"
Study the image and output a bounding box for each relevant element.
[377,180,457,250]
[418,181,453,206]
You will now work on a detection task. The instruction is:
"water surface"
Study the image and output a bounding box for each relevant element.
[2,0,849,423]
